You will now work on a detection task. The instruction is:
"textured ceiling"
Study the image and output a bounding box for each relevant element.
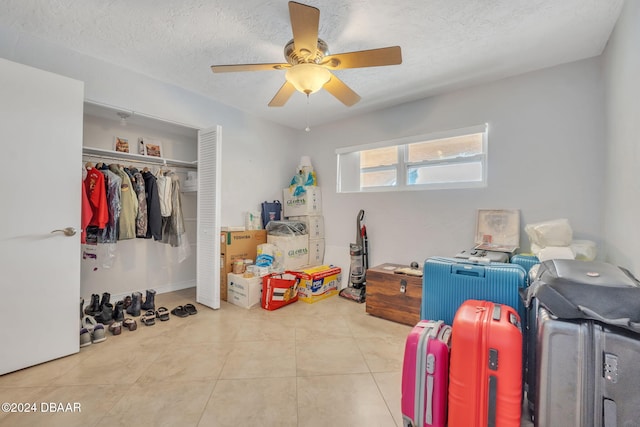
[0,0,624,130]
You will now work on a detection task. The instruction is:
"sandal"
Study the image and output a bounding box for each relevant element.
[171,305,189,318]
[184,303,198,315]
[123,318,137,331]
[155,307,170,321]
[141,310,156,326]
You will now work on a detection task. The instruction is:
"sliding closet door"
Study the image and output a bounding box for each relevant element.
[196,126,222,309]
[0,59,84,374]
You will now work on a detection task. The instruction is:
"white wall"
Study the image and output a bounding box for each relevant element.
[0,27,299,300]
[602,1,640,274]
[301,58,606,272]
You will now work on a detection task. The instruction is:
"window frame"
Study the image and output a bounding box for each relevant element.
[336,124,488,193]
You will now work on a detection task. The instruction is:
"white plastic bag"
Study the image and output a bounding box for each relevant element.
[571,240,597,261]
[525,218,573,248]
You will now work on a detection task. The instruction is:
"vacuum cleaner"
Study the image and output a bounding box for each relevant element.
[339,210,368,303]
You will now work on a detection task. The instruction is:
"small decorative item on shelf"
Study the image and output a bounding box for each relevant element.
[138,137,145,155]
[113,136,130,153]
[143,138,163,157]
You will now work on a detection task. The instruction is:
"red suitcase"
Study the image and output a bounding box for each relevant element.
[401,320,451,427]
[448,300,522,427]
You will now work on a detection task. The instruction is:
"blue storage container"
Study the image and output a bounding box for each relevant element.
[422,257,527,325]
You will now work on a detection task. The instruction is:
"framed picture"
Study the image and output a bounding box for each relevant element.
[113,137,130,153]
[143,139,163,157]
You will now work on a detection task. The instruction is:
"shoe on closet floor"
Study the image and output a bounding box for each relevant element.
[92,324,106,344]
[155,307,170,321]
[84,294,100,316]
[141,310,156,326]
[99,292,110,311]
[171,306,189,318]
[94,302,115,325]
[126,292,142,317]
[113,301,125,322]
[141,289,156,311]
[82,315,98,332]
[80,328,92,348]
[109,322,122,335]
[123,318,137,331]
[184,303,198,315]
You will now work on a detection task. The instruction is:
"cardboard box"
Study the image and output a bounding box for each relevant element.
[288,215,324,238]
[283,187,322,217]
[267,234,309,271]
[219,230,267,301]
[227,273,262,309]
[294,265,342,303]
[308,238,325,265]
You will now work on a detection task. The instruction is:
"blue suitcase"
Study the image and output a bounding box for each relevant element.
[421,257,527,326]
[510,254,539,278]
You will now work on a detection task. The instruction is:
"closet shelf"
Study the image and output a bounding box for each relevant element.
[82,146,197,170]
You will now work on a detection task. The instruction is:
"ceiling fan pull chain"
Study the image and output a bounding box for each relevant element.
[305,94,311,132]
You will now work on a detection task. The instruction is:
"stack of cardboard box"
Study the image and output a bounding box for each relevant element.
[219,230,266,301]
[282,187,324,265]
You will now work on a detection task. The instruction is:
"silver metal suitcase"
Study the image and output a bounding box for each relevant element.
[534,307,640,427]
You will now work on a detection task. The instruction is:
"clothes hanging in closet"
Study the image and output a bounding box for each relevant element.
[84,166,109,228]
[109,164,138,240]
[161,171,186,248]
[142,170,162,241]
[129,168,148,238]
[81,161,188,256]
[98,165,121,244]
[156,171,173,217]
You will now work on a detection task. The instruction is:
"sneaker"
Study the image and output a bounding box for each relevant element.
[80,328,92,348]
[82,315,97,332]
[92,323,107,344]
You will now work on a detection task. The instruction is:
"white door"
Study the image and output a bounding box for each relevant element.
[0,58,84,375]
[196,126,222,309]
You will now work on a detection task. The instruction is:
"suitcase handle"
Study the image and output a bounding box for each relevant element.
[451,264,486,278]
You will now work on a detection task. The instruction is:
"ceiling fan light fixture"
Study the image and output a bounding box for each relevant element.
[285,63,331,95]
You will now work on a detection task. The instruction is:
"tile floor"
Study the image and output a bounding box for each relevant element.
[0,288,533,426]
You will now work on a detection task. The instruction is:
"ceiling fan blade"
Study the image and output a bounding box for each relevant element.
[211,63,289,73]
[323,46,402,70]
[323,74,361,107]
[268,81,296,107]
[288,1,320,57]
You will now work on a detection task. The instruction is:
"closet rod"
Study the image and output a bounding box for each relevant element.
[82,153,197,170]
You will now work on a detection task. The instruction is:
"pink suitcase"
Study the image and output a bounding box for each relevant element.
[401,320,452,427]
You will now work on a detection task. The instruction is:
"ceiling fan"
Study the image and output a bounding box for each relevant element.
[210,1,402,107]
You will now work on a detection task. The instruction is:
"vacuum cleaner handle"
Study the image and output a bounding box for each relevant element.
[356,209,364,247]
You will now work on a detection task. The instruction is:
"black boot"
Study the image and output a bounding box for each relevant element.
[84,294,100,316]
[113,300,125,322]
[141,289,156,311]
[99,292,111,311]
[126,292,142,317]
[95,302,114,325]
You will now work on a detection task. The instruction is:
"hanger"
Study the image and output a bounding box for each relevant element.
[85,161,94,169]
[143,167,150,172]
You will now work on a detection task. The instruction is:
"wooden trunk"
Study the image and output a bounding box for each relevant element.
[366,264,422,326]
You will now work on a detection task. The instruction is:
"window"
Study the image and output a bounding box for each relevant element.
[336,124,487,193]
